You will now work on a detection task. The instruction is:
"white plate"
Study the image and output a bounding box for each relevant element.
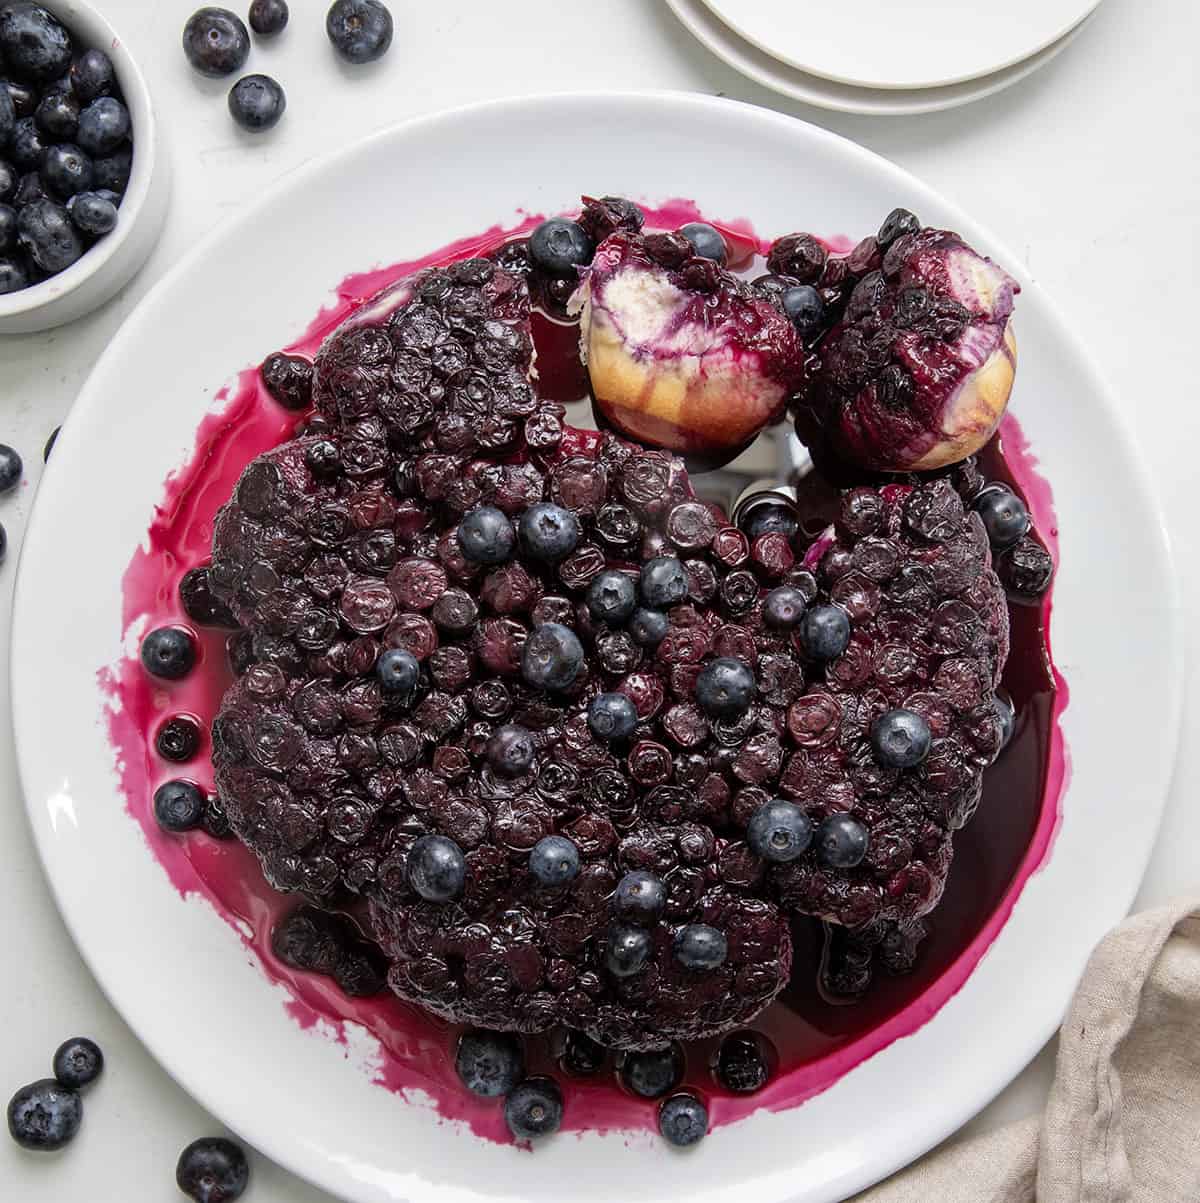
[668,0,1095,115]
[11,93,1180,1203]
[699,0,1104,90]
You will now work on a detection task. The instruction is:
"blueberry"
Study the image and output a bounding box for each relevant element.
[176,1136,249,1203]
[42,424,59,460]
[560,1030,606,1077]
[695,656,755,719]
[673,923,727,971]
[518,501,579,562]
[140,626,196,679]
[455,1030,524,1098]
[628,606,669,647]
[0,160,15,202]
[201,794,234,840]
[878,207,921,248]
[659,1093,708,1147]
[747,799,812,863]
[375,647,419,694]
[156,715,202,762]
[613,870,666,924]
[33,88,78,139]
[973,485,1030,549]
[41,143,94,199]
[528,217,594,279]
[587,692,638,743]
[0,4,72,83]
[248,0,289,35]
[10,115,45,170]
[870,708,932,769]
[781,284,825,336]
[738,500,799,541]
[325,0,393,64]
[585,569,636,625]
[797,603,851,661]
[762,585,806,629]
[17,197,82,272]
[0,82,12,144]
[52,1037,104,1089]
[4,80,35,118]
[993,691,1015,751]
[503,1077,562,1140]
[304,439,340,478]
[605,926,652,978]
[0,204,14,251]
[407,834,465,902]
[6,1079,81,1151]
[520,622,584,691]
[0,443,20,492]
[153,780,205,833]
[486,723,535,776]
[13,167,44,205]
[817,814,869,869]
[679,221,726,264]
[639,555,688,608]
[182,7,251,77]
[91,145,131,194]
[76,97,130,156]
[67,190,117,236]
[715,1032,770,1094]
[457,504,515,565]
[528,834,580,886]
[70,49,117,102]
[228,74,286,132]
[620,1046,683,1099]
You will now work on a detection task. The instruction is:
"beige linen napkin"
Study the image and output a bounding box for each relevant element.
[853,898,1200,1203]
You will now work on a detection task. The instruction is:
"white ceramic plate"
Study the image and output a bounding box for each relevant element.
[699,0,1104,90]
[12,93,1180,1203]
[667,0,1095,115]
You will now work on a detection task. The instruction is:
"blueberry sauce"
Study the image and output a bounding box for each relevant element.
[99,200,1067,1143]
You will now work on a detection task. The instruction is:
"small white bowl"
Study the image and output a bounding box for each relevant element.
[0,0,170,334]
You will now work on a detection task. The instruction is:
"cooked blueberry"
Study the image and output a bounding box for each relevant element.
[628,607,669,647]
[503,1077,562,1140]
[695,657,755,719]
[587,692,638,743]
[973,485,1031,549]
[248,0,289,35]
[179,566,235,627]
[10,115,45,169]
[673,923,727,971]
[140,626,196,679]
[407,834,465,902]
[182,7,251,77]
[659,1092,708,1147]
[639,556,688,608]
[0,443,20,493]
[620,1045,683,1099]
[156,715,202,762]
[201,794,234,840]
[91,145,131,193]
[520,622,584,691]
[715,1032,770,1094]
[486,723,535,776]
[52,1038,104,1089]
[67,190,117,235]
[228,74,286,132]
[797,604,851,661]
[528,834,580,886]
[762,585,806,629]
[878,207,921,247]
[747,799,812,863]
[518,501,579,562]
[0,160,15,202]
[33,88,78,139]
[76,97,130,156]
[6,1079,81,1151]
[605,926,652,978]
[0,4,72,83]
[528,217,593,279]
[41,144,94,199]
[994,691,1015,750]
[455,1030,524,1098]
[304,439,340,480]
[325,0,393,64]
[70,49,116,102]
[780,284,825,336]
[17,197,82,272]
[176,1136,249,1203]
[817,814,869,868]
[586,569,637,625]
[153,780,205,833]
[871,708,932,769]
[679,221,726,264]
[457,504,515,565]
[560,1030,605,1077]
[613,870,665,924]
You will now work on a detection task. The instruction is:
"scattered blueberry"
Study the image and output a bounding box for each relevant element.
[0,443,21,493]
[153,780,205,832]
[797,603,851,661]
[520,622,584,691]
[694,656,755,719]
[140,626,196,679]
[374,647,419,694]
[870,708,932,769]
[42,425,58,460]
[620,1045,683,1099]
[747,799,813,863]
[156,715,202,762]
[10,115,46,169]
[407,834,466,902]
[33,88,78,140]
[76,96,129,156]
[176,1136,249,1203]
[52,1038,103,1089]
[659,1092,708,1147]
[485,723,535,776]
[878,207,921,248]
[528,834,580,887]
[0,4,72,84]
[586,569,637,625]
[528,217,594,279]
[673,923,727,971]
[628,606,669,647]
[503,1077,562,1140]
[817,814,869,869]
[605,926,652,978]
[91,144,130,193]
[993,691,1015,751]
[612,870,666,924]
[248,0,289,35]
[69,49,116,103]
[66,190,117,235]
[325,0,393,64]
[587,692,638,743]
[457,505,515,565]
[6,1079,82,1151]
[518,501,579,562]
[17,197,82,272]
[639,556,688,608]
[762,585,806,629]
[0,204,14,251]
[455,1030,524,1098]
[973,485,1031,549]
[715,1032,770,1094]
[679,221,726,264]
[41,143,93,199]
[182,8,251,77]
[781,284,825,336]
[560,1030,606,1077]
[228,74,286,132]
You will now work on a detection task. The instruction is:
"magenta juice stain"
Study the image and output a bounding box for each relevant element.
[100,201,1068,1143]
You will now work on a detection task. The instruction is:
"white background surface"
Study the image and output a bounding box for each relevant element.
[0,1,1195,1200]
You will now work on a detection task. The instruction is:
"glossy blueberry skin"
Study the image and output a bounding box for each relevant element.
[817,814,870,869]
[586,569,637,625]
[485,723,535,776]
[781,283,825,336]
[13,167,45,205]
[560,1030,606,1077]
[70,49,117,103]
[33,88,79,140]
[228,74,286,132]
[587,692,638,743]
[17,197,82,272]
[878,206,921,247]
[503,1077,563,1140]
[248,0,289,35]
[155,715,202,762]
[153,780,206,833]
[52,1037,104,1089]
[0,443,21,493]
[994,691,1016,751]
[0,205,13,252]
[175,1136,250,1203]
[973,485,1031,549]
[870,708,932,769]
[10,116,46,170]
[605,926,652,978]
[762,585,806,629]
[76,97,130,156]
[639,556,688,608]
[659,1093,708,1147]
[747,799,813,863]
[797,603,851,661]
[182,7,252,77]
[454,1030,524,1098]
[620,1045,683,1099]
[628,606,669,647]
[41,143,94,199]
[67,190,117,235]
[694,656,756,719]
[528,217,594,279]
[715,1032,770,1094]
[407,834,466,902]
[679,221,726,264]
[6,1079,82,1151]
[140,626,196,679]
[673,923,727,971]
[612,870,666,924]
[518,501,579,562]
[457,504,515,565]
[375,648,419,696]
[738,500,799,541]
[325,0,393,64]
[528,834,580,887]
[0,160,16,203]
[520,622,584,691]
[0,4,73,83]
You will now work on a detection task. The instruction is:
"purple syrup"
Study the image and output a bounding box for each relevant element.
[99,201,1068,1143]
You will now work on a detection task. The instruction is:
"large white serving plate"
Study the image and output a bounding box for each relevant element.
[11,93,1180,1203]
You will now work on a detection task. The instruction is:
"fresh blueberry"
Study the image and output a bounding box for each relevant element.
[4,79,36,117]
[528,834,580,886]
[6,1079,82,1151]
[673,923,727,971]
[503,1077,563,1140]
[605,926,653,978]
[0,4,72,83]
[620,1045,683,1099]
[973,485,1031,549]
[67,190,117,236]
[518,501,579,562]
[797,603,851,661]
[91,145,131,194]
[878,207,921,248]
[587,692,638,743]
[0,160,15,202]
[715,1032,770,1093]
[870,708,932,769]
[994,691,1015,751]
[17,197,82,272]
[762,585,806,629]
[13,167,44,205]
[0,83,12,145]
[325,0,393,64]
[375,647,419,694]
[738,500,799,541]
[140,626,196,679]
[176,1136,249,1203]
[182,7,252,77]
[228,74,286,132]
[0,443,21,492]
[248,0,289,35]
[76,97,130,156]
[156,715,202,762]
[33,88,78,140]
[694,656,755,719]
[153,780,205,833]
[679,221,726,264]
[407,834,466,902]
[485,723,535,776]
[41,143,94,199]
[586,569,637,625]
[42,424,59,460]
[520,622,584,691]
[10,116,46,170]
[639,555,688,608]
[70,49,117,103]
[457,504,515,565]
[747,799,813,863]
[628,607,669,647]
[52,1037,104,1089]
[612,870,666,924]
[0,204,14,251]
[781,284,825,336]
[659,1093,708,1147]
[560,1030,606,1077]
[455,1030,524,1098]
[817,814,869,869]
[528,217,594,279]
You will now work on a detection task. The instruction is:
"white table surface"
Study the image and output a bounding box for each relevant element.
[1,1,1196,1199]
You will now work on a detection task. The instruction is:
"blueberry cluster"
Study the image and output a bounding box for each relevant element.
[6,1036,103,1152]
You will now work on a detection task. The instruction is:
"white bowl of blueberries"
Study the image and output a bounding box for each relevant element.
[0,1,169,333]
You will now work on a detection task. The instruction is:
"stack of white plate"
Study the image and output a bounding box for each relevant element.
[666,0,1103,114]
